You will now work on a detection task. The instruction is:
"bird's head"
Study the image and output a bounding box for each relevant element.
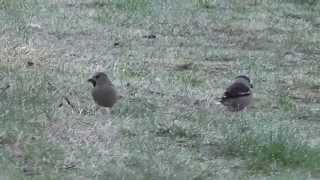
[88,72,112,87]
[235,75,253,88]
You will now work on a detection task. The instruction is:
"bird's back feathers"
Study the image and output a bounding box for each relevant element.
[221,82,251,101]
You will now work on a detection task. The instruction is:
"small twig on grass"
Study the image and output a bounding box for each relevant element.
[47,81,80,113]
[63,96,80,113]
[0,84,10,96]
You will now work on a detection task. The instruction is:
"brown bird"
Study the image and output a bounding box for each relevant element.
[88,72,119,108]
[220,75,253,111]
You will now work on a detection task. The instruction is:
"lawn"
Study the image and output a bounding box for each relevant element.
[0,0,320,179]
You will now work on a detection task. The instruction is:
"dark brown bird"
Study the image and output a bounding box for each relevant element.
[88,72,118,108]
[220,75,253,111]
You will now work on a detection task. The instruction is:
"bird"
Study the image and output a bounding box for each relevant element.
[219,75,253,111]
[88,72,119,108]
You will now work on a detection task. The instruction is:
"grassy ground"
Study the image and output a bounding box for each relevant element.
[1,0,320,179]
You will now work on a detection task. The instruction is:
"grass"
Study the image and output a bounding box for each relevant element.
[1,0,320,179]
[0,0,39,43]
[194,0,215,9]
[0,65,65,178]
[93,0,151,24]
[221,117,320,173]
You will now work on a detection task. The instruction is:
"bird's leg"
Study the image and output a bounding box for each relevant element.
[94,104,100,112]
[99,107,111,115]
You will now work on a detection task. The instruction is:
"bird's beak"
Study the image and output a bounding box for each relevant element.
[88,78,96,87]
[250,83,253,88]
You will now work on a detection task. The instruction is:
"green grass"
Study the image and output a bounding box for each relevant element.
[0,0,39,43]
[1,0,320,179]
[194,0,215,9]
[92,0,151,23]
[0,65,66,178]
[221,118,320,173]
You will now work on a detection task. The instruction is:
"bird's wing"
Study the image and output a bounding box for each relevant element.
[222,82,251,99]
